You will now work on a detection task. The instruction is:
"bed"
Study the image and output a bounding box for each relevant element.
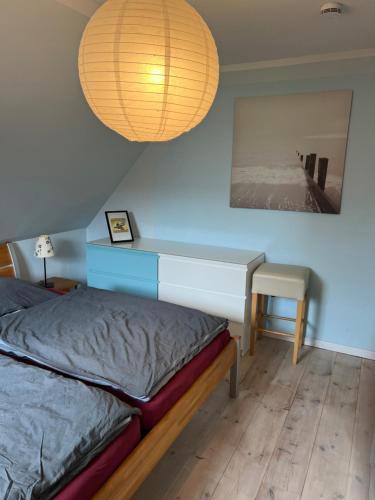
[0,242,239,498]
[0,353,140,500]
[122,328,231,430]
[0,241,17,278]
[0,283,237,405]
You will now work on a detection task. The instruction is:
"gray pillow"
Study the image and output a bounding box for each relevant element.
[0,277,54,315]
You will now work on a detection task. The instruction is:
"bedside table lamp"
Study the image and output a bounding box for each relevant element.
[34,235,55,288]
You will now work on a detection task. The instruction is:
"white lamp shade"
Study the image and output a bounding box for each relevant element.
[34,235,55,259]
[78,0,219,142]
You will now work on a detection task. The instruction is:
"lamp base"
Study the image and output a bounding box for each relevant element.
[37,280,54,289]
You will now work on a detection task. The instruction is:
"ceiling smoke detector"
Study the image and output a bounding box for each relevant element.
[320,2,343,16]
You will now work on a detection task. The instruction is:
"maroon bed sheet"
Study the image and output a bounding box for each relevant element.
[54,415,141,500]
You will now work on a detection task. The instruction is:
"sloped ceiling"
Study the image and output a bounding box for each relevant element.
[0,0,146,242]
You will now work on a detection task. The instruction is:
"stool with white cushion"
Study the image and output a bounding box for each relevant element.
[250,263,310,365]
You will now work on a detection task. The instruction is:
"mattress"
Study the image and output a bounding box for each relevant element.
[54,416,141,500]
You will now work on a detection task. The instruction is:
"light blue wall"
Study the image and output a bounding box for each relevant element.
[88,70,375,354]
[14,229,87,284]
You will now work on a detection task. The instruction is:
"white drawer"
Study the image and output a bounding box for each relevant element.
[158,283,246,323]
[158,255,247,296]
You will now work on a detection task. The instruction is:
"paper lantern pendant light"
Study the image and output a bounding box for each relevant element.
[78,0,219,142]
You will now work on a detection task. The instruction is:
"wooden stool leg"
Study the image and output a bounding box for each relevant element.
[293,299,304,365]
[258,294,267,336]
[299,296,307,348]
[250,293,258,356]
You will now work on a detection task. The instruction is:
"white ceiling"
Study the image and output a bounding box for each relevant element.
[56,0,102,17]
[190,0,375,65]
[74,0,375,65]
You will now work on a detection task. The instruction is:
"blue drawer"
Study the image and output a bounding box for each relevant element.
[88,271,158,300]
[87,244,158,281]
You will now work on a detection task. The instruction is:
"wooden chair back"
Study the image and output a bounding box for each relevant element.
[0,242,16,278]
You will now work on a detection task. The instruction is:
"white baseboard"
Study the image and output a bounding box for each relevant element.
[263,332,375,361]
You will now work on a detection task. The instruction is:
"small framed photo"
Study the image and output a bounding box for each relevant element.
[105,211,134,243]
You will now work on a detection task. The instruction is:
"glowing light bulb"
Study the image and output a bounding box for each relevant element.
[149,67,165,86]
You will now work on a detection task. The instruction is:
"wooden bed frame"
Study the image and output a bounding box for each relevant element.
[0,242,17,278]
[94,336,240,500]
[0,242,239,498]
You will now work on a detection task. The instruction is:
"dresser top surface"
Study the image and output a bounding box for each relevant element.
[89,238,264,266]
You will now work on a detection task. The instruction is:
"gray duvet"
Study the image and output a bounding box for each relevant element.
[0,355,138,500]
[0,278,54,317]
[0,287,227,401]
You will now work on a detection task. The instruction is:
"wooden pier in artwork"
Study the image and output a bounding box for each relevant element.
[298,152,338,214]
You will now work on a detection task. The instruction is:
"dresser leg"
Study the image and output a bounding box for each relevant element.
[230,337,240,399]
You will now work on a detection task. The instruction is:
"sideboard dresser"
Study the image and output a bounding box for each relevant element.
[87,238,264,353]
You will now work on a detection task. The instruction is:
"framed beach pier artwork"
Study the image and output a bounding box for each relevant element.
[230,90,352,214]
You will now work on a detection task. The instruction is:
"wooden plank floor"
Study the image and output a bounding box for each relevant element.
[134,338,375,500]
